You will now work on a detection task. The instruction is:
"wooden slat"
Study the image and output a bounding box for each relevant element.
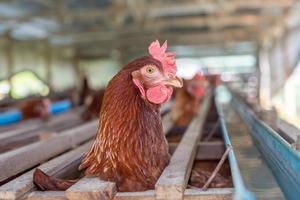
[169,141,224,160]
[65,178,116,200]
[0,109,79,134]
[0,141,92,200]
[0,109,84,152]
[27,191,67,200]
[0,119,38,133]
[115,190,155,200]
[184,188,233,200]
[0,124,40,139]
[0,120,97,182]
[0,125,42,152]
[155,92,212,200]
[25,188,233,200]
[113,188,233,200]
[162,112,174,135]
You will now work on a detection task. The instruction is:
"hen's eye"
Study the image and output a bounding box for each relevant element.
[146,66,155,74]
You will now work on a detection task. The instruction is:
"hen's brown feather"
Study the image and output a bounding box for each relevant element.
[33,169,77,191]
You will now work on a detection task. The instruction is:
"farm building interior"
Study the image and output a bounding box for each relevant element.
[0,0,300,200]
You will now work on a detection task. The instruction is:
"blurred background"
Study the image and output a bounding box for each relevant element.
[0,0,300,127]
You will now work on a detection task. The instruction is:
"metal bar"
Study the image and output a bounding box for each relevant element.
[215,89,255,200]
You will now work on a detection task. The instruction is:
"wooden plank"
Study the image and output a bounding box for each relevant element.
[162,112,174,135]
[113,188,233,200]
[0,109,84,151]
[0,124,40,139]
[0,125,42,152]
[0,108,81,134]
[184,188,233,200]
[0,119,84,154]
[27,191,67,200]
[25,188,233,200]
[0,120,97,182]
[0,141,92,200]
[155,92,212,200]
[169,141,224,160]
[114,190,155,200]
[65,177,117,200]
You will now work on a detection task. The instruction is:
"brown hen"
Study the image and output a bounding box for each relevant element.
[18,98,51,121]
[171,73,208,127]
[33,40,183,192]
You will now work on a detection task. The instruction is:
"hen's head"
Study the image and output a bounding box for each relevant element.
[131,40,183,104]
[186,72,207,98]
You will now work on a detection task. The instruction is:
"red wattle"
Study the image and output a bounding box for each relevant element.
[146,84,173,104]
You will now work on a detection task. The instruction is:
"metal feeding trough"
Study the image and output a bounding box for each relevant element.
[232,91,300,200]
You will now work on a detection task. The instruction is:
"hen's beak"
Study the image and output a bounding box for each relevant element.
[163,76,183,88]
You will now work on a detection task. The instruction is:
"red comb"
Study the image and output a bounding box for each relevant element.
[148,40,177,74]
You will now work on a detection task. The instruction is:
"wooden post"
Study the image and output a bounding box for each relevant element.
[258,38,272,110]
[5,35,14,90]
[72,56,82,89]
[44,41,53,88]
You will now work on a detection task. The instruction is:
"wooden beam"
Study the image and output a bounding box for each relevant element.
[0,109,84,153]
[114,188,233,200]
[184,188,233,200]
[44,41,53,88]
[26,188,233,200]
[27,191,67,200]
[0,141,92,200]
[148,0,293,18]
[155,92,212,200]
[0,120,97,182]
[147,14,274,31]
[65,178,117,200]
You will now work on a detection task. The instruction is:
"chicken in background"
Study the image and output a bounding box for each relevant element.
[18,98,51,121]
[171,73,208,126]
[81,89,105,121]
[33,40,183,192]
[207,74,221,89]
[76,76,106,121]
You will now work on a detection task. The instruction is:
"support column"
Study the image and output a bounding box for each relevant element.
[44,41,53,89]
[5,35,14,95]
[258,39,272,110]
